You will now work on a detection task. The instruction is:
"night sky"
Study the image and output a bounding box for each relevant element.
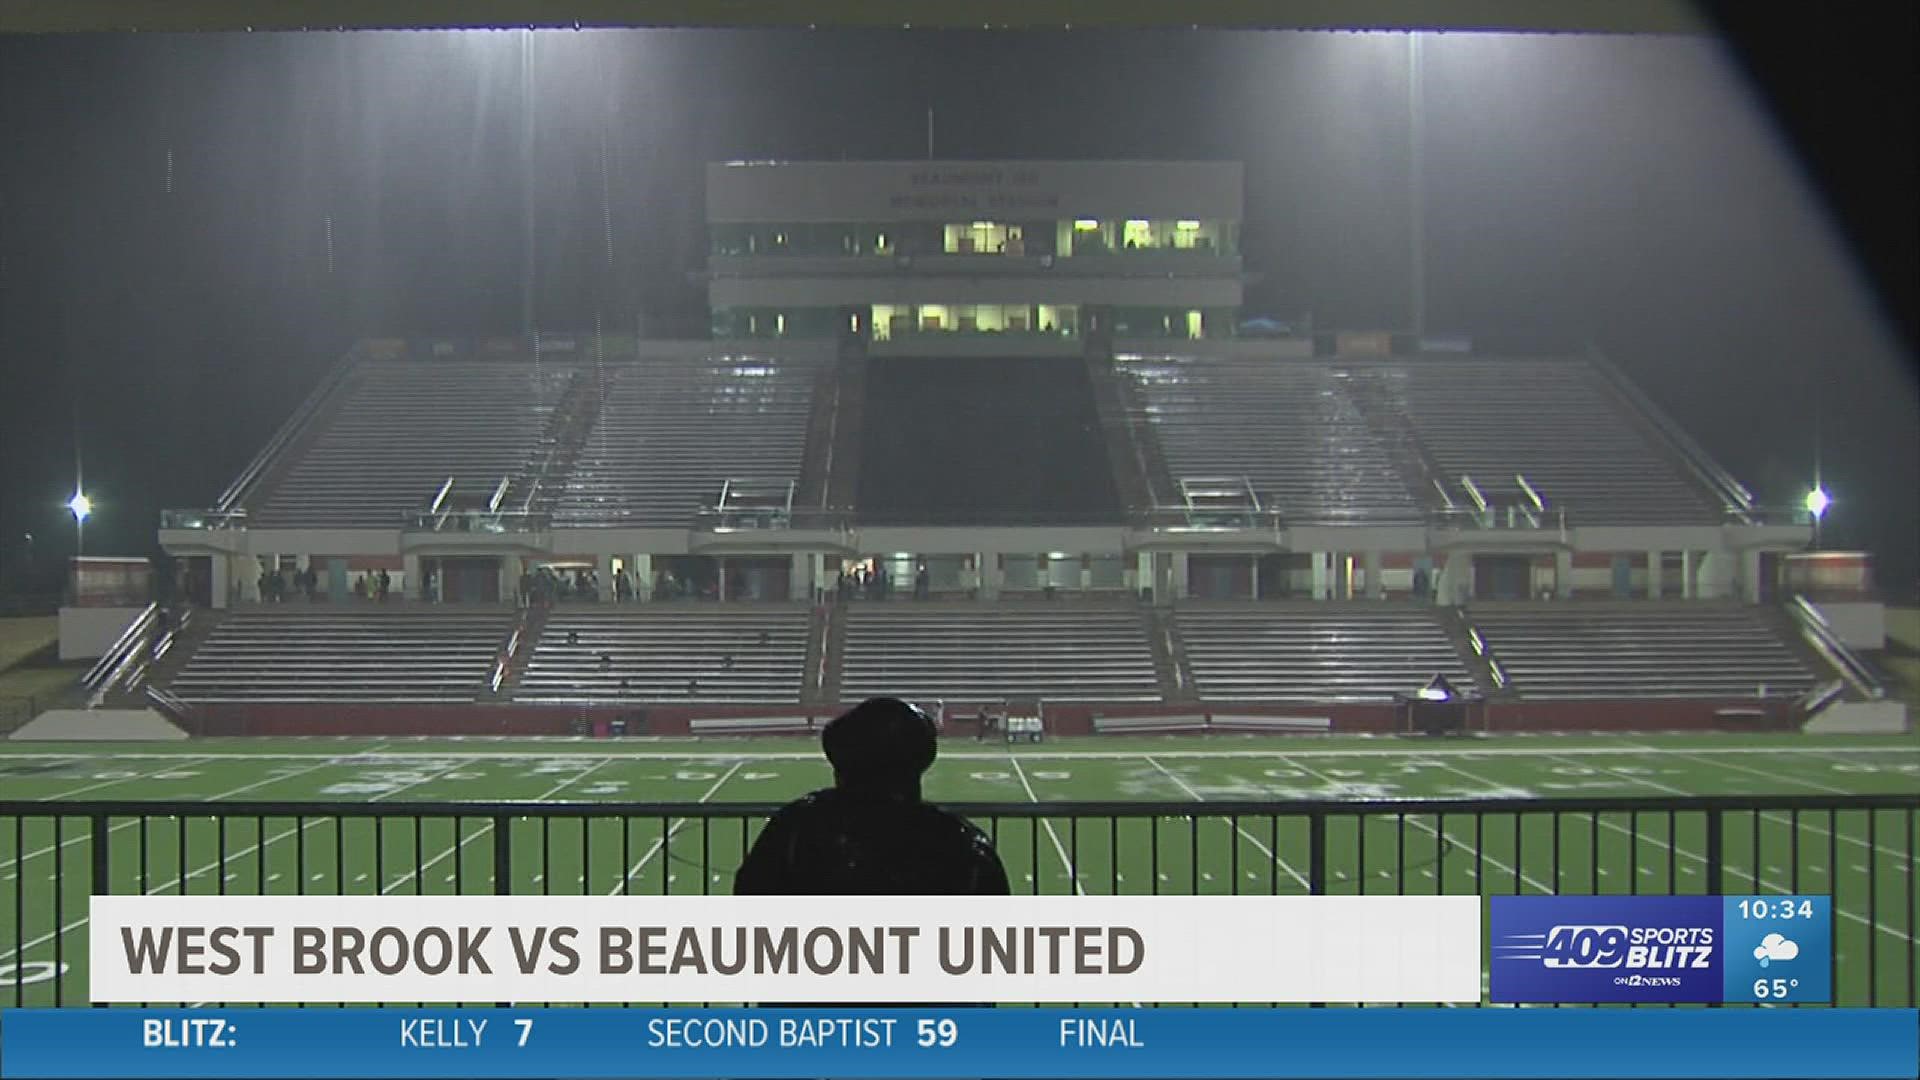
[0,26,1913,594]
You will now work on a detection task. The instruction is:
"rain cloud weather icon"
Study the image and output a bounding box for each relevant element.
[1753,933,1800,968]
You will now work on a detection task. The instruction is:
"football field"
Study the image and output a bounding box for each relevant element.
[3,732,1916,1007]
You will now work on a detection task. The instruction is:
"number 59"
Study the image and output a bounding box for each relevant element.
[916,1018,958,1047]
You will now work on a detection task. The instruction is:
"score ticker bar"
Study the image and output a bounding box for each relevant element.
[2,1008,1916,1080]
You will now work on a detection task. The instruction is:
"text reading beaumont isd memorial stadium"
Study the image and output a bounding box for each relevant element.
[0,8,1916,1080]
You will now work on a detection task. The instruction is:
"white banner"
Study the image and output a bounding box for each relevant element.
[90,894,1480,1004]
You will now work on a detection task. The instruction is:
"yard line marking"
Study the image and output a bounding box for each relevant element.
[1010,757,1085,898]
[1286,754,1555,894]
[1012,757,1143,1010]
[606,761,744,895]
[1467,757,1916,946]
[13,757,341,865]
[17,759,220,861]
[42,756,219,800]
[381,759,614,895]
[5,761,474,971]
[1656,749,1915,861]
[1145,756,1310,892]
[1659,748,1853,795]
[1541,754,1689,797]
[9,745,1915,763]
[159,761,471,894]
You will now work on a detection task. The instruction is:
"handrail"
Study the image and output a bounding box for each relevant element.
[1799,679,1847,717]
[1132,504,1285,533]
[215,351,357,512]
[1785,595,1886,700]
[144,685,192,727]
[429,477,455,531]
[489,475,511,514]
[692,507,853,535]
[402,509,551,534]
[1514,473,1545,513]
[1583,341,1757,517]
[1430,506,1568,535]
[159,507,248,530]
[1458,475,1487,513]
[10,792,1916,819]
[81,603,157,691]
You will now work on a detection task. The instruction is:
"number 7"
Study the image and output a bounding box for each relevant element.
[515,1019,533,1047]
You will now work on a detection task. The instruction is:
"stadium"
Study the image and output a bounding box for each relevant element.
[2,26,1917,1021]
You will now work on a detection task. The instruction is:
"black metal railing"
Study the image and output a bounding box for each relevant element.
[3,794,1914,1008]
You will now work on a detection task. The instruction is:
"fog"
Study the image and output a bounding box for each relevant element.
[0,29,1912,591]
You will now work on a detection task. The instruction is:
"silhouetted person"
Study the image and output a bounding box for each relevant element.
[734,697,1010,896]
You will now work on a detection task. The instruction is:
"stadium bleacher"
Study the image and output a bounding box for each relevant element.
[168,609,512,702]
[839,603,1160,703]
[553,355,820,526]
[1177,605,1475,702]
[516,606,812,704]
[1468,604,1817,700]
[1343,358,1724,524]
[1119,355,1421,523]
[250,362,575,526]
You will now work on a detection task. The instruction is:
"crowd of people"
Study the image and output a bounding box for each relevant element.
[832,562,936,602]
[253,564,390,602]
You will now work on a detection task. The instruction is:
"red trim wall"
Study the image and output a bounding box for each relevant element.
[183,698,1794,737]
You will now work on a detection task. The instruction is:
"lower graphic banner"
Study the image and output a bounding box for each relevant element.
[2,1008,1914,1079]
[1489,894,1832,1004]
[88,894,1479,1004]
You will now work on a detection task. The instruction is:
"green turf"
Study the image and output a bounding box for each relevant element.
[2,733,1915,1008]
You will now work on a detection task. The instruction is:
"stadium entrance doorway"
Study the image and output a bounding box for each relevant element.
[426,556,501,604]
[1473,554,1532,601]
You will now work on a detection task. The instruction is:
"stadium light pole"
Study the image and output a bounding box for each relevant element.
[68,492,91,557]
[1804,485,1829,550]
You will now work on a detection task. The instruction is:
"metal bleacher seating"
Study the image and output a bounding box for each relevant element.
[250,362,574,526]
[1119,354,1421,523]
[1177,605,1473,702]
[516,607,811,704]
[168,609,511,702]
[840,604,1161,703]
[1469,605,1816,700]
[1344,358,1723,525]
[553,355,820,526]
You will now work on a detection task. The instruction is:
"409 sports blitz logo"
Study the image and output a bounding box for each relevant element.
[1534,924,1715,971]
[1490,897,1724,1003]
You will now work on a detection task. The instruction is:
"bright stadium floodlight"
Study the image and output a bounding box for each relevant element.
[68,490,91,557]
[1804,485,1830,521]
